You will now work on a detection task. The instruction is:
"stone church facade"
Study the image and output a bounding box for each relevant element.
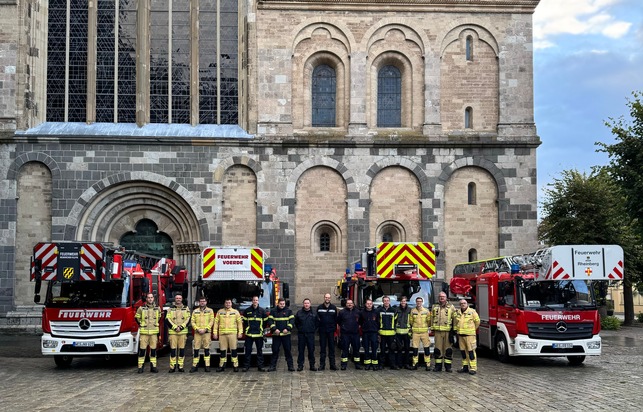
[0,0,540,322]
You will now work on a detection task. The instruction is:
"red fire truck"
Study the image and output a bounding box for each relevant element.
[450,244,624,365]
[193,246,289,356]
[31,241,188,367]
[337,242,442,309]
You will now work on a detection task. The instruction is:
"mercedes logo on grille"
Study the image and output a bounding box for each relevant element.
[556,321,568,333]
[78,318,91,330]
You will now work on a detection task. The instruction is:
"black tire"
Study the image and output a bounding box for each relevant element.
[567,355,585,366]
[495,334,510,363]
[54,355,73,368]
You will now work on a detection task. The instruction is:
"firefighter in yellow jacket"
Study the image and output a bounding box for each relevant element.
[454,299,480,375]
[190,296,214,373]
[430,291,457,372]
[167,294,191,373]
[135,293,160,373]
[409,297,432,370]
[213,298,243,372]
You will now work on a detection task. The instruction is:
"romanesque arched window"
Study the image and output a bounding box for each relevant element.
[120,219,174,258]
[466,35,473,61]
[312,64,336,127]
[465,107,473,129]
[468,182,477,205]
[377,65,401,127]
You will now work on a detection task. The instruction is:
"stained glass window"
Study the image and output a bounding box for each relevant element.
[312,65,336,127]
[377,65,401,127]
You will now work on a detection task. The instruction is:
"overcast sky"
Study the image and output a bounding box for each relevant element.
[533,0,643,206]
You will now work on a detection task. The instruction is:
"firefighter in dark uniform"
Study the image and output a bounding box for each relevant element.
[377,296,397,370]
[394,296,412,369]
[167,294,191,372]
[317,293,338,370]
[359,299,379,370]
[135,293,160,373]
[268,298,295,372]
[295,298,319,371]
[337,299,361,370]
[242,295,268,372]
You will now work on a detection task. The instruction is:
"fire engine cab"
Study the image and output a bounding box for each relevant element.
[451,244,624,365]
[31,242,188,367]
[337,242,442,309]
[193,246,289,356]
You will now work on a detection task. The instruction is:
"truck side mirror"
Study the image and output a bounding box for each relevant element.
[498,297,506,306]
[34,294,41,304]
[282,283,290,299]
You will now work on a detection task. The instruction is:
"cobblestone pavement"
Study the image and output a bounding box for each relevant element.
[1,327,643,412]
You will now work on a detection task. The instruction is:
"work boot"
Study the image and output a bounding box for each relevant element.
[189,366,198,373]
[258,367,267,372]
[288,366,295,372]
[297,366,304,372]
[391,365,399,370]
[268,366,276,372]
[425,365,431,371]
[330,364,337,371]
[434,364,442,372]
[242,367,250,372]
[178,368,185,373]
[137,367,144,374]
[355,363,362,370]
[168,365,176,373]
[411,365,418,370]
[365,365,372,371]
[404,365,413,370]
[310,366,318,371]
[445,364,452,373]
[233,367,239,372]
[204,366,210,372]
[216,367,225,372]
[150,366,158,373]
[340,364,347,371]
[469,370,477,375]
[457,366,469,373]
[319,364,325,371]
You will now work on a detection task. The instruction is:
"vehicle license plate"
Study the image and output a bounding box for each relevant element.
[73,341,95,347]
[552,343,573,349]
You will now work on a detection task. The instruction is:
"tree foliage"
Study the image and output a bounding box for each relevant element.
[539,169,643,325]
[538,169,630,245]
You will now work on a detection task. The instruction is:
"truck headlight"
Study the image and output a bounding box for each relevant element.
[110,339,130,348]
[587,341,601,350]
[519,341,538,350]
[43,339,58,348]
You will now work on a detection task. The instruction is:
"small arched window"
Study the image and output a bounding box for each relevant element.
[312,65,336,127]
[320,232,331,252]
[377,65,401,127]
[465,36,473,61]
[467,182,477,205]
[382,232,394,242]
[465,107,473,129]
[468,248,478,262]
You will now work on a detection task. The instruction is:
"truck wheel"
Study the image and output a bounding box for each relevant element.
[495,334,510,363]
[54,355,73,368]
[567,355,585,366]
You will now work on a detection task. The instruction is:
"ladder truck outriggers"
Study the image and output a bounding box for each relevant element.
[193,246,289,357]
[450,244,624,365]
[31,241,188,367]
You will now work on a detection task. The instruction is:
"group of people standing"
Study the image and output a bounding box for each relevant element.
[134,291,481,376]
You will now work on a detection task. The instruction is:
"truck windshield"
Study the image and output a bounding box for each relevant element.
[519,279,595,310]
[361,280,433,309]
[45,279,129,308]
[200,280,271,311]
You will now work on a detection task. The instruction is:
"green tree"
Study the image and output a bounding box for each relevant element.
[538,169,643,325]
[596,91,643,325]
